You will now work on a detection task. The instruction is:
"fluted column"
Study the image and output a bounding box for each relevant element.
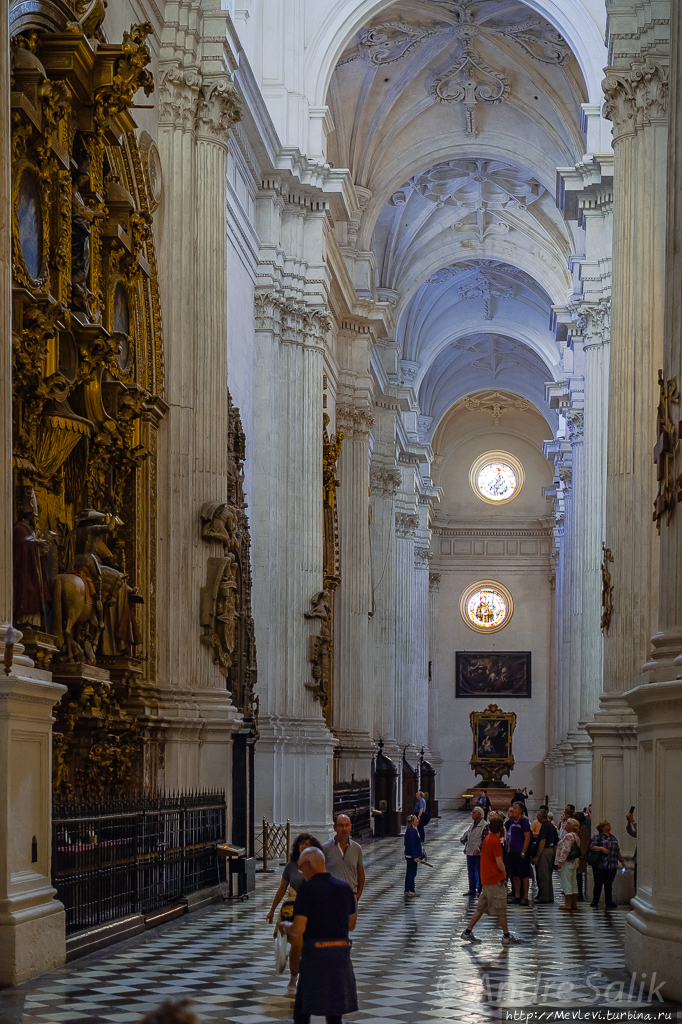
[252,287,336,830]
[394,509,418,755]
[334,400,375,782]
[624,0,682,994]
[587,23,669,842]
[369,464,400,757]
[156,16,243,790]
[414,540,430,752]
[427,572,443,777]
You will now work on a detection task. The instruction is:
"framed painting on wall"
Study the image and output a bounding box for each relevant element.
[456,651,531,698]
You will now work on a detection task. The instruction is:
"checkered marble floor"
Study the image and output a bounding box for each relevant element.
[0,813,660,1024]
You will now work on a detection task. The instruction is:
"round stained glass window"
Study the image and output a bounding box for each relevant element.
[469,450,524,505]
[477,462,516,502]
[460,580,513,634]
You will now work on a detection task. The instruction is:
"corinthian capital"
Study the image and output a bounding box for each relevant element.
[197,79,242,140]
[159,66,202,131]
[336,403,374,440]
[603,59,669,139]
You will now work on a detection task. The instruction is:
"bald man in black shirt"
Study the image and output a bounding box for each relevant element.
[281,847,358,1024]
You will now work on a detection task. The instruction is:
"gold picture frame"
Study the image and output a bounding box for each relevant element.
[469,703,517,783]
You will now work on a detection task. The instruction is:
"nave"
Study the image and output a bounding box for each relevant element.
[0,815,637,1024]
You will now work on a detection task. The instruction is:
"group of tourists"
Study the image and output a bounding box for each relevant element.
[458,797,634,942]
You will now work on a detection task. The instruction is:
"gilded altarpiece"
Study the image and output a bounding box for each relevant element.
[9,12,167,797]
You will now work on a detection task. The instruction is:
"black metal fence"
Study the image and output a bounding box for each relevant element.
[52,791,226,935]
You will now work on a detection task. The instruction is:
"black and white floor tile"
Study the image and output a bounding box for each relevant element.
[0,814,661,1024]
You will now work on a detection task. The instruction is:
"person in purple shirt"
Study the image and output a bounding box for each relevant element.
[505,802,532,905]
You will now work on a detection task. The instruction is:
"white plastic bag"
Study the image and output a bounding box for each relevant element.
[274,930,288,974]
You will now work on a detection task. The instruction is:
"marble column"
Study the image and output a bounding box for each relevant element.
[414,531,431,753]
[156,17,243,789]
[394,506,418,758]
[334,397,375,783]
[193,73,244,786]
[369,463,401,759]
[624,0,682,995]
[427,571,443,778]
[252,286,336,832]
[587,19,669,843]
[0,2,67,982]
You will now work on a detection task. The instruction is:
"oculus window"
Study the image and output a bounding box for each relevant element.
[470,450,524,505]
[460,581,513,634]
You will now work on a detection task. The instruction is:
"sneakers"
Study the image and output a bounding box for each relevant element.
[405,891,420,897]
[463,891,477,897]
[501,933,522,945]
[460,929,481,943]
[287,977,298,994]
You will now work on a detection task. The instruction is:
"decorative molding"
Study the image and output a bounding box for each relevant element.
[603,59,669,140]
[395,513,419,538]
[370,466,401,497]
[464,390,530,425]
[429,42,510,135]
[390,158,544,212]
[337,22,435,68]
[429,572,441,592]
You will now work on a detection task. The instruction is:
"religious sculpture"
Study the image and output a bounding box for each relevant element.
[13,487,51,629]
[601,543,614,634]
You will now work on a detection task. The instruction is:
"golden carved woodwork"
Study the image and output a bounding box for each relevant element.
[600,542,614,634]
[10,12,166,797]
[305,412,343,727]
[199,393,258,729]
[653,370,679,530]
[469,703,517,783]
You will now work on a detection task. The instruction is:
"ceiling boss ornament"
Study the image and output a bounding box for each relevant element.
[337,1,570,136]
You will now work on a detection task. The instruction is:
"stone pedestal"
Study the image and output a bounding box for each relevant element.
[623,680,682,1000]
[586,693,637,851]
[0,629,66,985]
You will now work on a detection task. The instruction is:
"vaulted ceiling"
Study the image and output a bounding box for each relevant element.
[326,0,598,441]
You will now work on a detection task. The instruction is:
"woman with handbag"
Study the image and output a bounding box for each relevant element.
[555,818,581,911]
[589,820,626,909]
[267,832,324,993]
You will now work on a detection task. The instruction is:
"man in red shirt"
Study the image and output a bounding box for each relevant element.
[460,817,521,945]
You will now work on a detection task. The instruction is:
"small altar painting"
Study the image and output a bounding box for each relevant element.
[456,651,531,698]
[474,714,512,760]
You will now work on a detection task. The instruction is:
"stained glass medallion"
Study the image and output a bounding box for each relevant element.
[460,580,513,633]
[477,462,516,501]
[469,450,524,504]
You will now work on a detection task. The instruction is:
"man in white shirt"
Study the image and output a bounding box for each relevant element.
[323,814,365,901]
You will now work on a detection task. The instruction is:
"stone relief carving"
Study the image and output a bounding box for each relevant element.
[338,2,569,134]
[390,159,544,217]
[456,271,514,319]
[429,572,441,591]
[414,546,432,569]
[464,389,530,425]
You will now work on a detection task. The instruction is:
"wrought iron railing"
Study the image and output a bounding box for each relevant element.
[254,818,290,871]
[52,791,226,935]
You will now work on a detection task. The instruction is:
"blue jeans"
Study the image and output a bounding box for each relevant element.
[405,857,418,892]
[466,854,481,894]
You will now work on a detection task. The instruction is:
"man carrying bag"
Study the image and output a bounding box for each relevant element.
[281,847,358,1024]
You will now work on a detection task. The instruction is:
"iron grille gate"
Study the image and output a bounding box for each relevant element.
[52,791,226,935]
